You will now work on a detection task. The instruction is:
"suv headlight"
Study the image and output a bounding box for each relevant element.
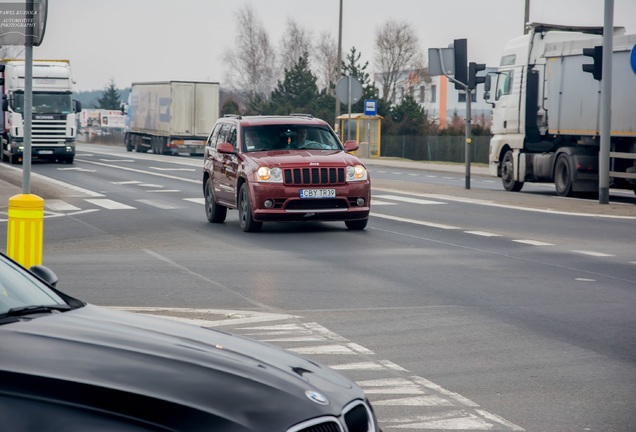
[346,164,367,181]
[256,166,283,183]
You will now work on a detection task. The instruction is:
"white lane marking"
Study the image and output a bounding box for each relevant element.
[384,411,520,430]
[111,307,298,327]
[147,189,180,193]
[373,395,454,406]
[84,199,136,210]
[374,187,636,220]
[261,336,328,342]
[329,362,388,371]
[77,158,200,184]
[372,212,460,230]
[136,199,180,210]
[57,167,96,172]
[348,343,374,354]
[113,180,142,185]
[151,167,196,171]
[379,360,409,371]
[138,183,164,188]
[369,200,396,206]
[45,199,81,211]
[571,250,615,257]
[288,344,356,355]
[184,198,205,205]
[513,240,555,246]
[465,231,501,237]
[576,278,596,282]
[412,376,480,407]
[100,159,135,162]
[374,194,446,205]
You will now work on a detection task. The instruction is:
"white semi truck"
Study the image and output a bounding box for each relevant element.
[0,59,81,164]
[124,81,219,155]
[486,23,636,197]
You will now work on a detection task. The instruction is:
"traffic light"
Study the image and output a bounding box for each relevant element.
[453,38,467,90]
[468,62,486,89]
[582,46,602,81]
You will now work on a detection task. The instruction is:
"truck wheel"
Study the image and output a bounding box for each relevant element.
[501,150,523,192]
[554,154,573,197]
[204,178,227,223]
[345,218,368,230]
[238,183,262,233]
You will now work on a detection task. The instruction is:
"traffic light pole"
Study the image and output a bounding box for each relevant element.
[599,0,614,204]
[464,88,472,190]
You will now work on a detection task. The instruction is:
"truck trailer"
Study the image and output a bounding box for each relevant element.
[486,23,636,197]
[124,81,219,155]
[0,59,81,164]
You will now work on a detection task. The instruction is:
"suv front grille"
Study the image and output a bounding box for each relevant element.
[286,400,374,432]
[284,167,346,186]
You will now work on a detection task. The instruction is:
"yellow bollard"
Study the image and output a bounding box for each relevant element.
[7,193,44,268]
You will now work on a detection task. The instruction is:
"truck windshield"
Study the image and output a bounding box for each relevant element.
[12,92,73,115]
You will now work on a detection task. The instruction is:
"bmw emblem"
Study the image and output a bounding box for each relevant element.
[305,390,329,406]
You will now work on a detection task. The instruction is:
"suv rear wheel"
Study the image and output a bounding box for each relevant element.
[205,178,227,223]
[238,183,262,232]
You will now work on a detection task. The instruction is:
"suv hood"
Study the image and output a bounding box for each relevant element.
[247,149,364,167]
[1,304,363,430]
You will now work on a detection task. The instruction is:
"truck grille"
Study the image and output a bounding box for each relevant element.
[32,118,68,146]
[284,167,346,186]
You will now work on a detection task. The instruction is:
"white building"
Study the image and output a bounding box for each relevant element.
[374,68,494,129]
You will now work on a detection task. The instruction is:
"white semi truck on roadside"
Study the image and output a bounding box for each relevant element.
[486,23,636,197]
[0,59,81,164]
[124,81,219,155]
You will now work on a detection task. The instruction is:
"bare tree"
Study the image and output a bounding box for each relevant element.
[279,18,313,73]
[314,31,339,93]
[223,4,277,102]
[374,20,423,102]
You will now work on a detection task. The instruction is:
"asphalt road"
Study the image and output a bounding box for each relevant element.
[1,143,635,432]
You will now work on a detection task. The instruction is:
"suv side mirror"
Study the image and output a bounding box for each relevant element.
[217,142,236,154]
[344,140,359,152]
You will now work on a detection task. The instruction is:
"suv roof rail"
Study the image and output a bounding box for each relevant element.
[289,113,313,119]
[224,114,242,119]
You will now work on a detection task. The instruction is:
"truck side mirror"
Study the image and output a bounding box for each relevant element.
[73,100,82,113]
[484,74,491,92]
[2,94,7,112]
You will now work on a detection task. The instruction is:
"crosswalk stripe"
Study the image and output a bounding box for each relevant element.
[136,199,180,210]
[45,199,81,211]
[84,199,136,210]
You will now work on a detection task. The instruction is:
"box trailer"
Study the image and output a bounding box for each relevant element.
[124,81,219,155]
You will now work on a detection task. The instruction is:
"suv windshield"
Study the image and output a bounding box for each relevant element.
[242,125,341,152]
[0,257,68,315]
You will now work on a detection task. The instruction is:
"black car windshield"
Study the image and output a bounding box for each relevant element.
[242,125,342,152]
[0,255,68,315]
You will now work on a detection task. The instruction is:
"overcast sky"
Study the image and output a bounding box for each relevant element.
[27,0,636,92]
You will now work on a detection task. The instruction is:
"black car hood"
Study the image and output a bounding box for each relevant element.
[0,305,363,431]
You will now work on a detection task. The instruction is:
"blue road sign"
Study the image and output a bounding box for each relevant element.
[630,44,636,75]
[364,99,377,116]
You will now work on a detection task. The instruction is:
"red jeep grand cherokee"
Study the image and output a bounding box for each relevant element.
[202,114,371,232]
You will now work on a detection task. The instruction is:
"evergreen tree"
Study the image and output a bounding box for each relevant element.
[97,78,122,110]
[269,53,318,115]
[390,95,425,135]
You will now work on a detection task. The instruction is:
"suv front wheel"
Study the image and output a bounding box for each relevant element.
[238,183,262,232]
[205,178,227,223]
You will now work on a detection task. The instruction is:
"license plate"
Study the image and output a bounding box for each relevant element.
[38,150,53,155]
[300,189,335,198]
